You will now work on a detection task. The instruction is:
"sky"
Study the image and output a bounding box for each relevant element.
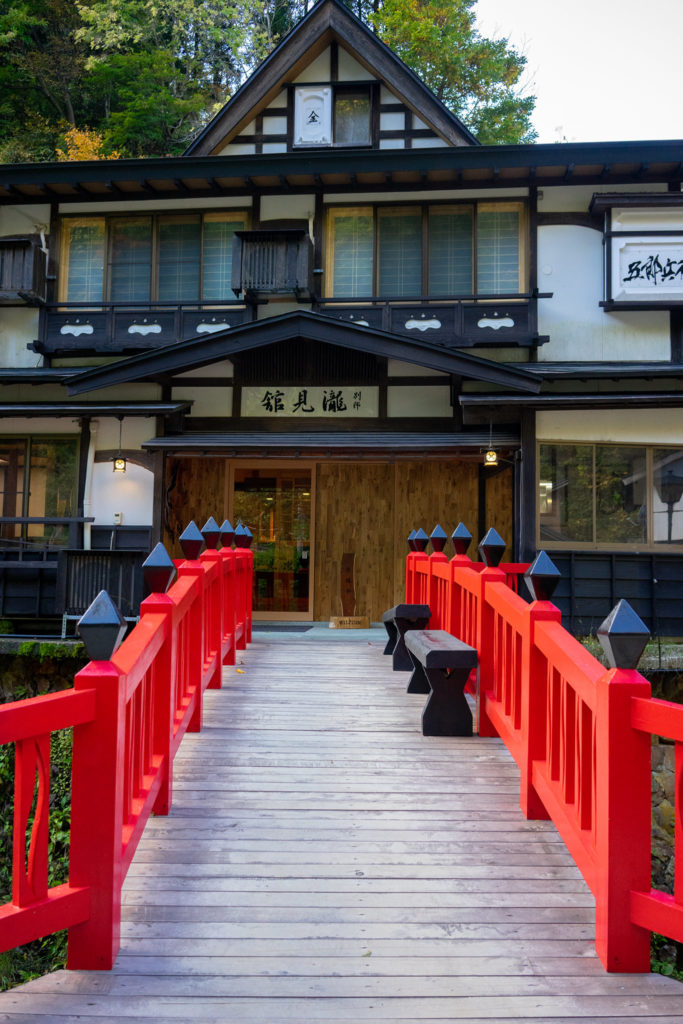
[474,0,683,144]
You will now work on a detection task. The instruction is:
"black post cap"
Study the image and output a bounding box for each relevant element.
[219,519,234,547]
[430,524,448,553]
[413,528,429,552]
[478,527,506,567]
[234,521,248,548]
[179,520,204,560]
[451,522,472,556]
[407,529,417,552]
[597,599,650,670]
[77,590,127,662]
[201,516,221,549]
[524,550,561,602]
[142,542,176,594]
[243,526,253,549]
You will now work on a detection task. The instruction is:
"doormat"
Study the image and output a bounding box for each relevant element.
[252,624,314,633]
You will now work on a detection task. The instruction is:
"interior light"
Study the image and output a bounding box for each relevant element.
[484,450,498,468]
[113,417,127,473]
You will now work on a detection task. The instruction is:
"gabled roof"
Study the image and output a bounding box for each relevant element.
[67,310,541,395]
[186,0,479,156]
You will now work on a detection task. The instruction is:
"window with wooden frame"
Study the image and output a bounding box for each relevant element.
[538,442,683,550]
[325,201,526,299]
[59,211,248,303]
[0,436,79,548]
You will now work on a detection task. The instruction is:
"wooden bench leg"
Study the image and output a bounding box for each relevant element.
[383,619,397,655]
[406,648,430,694]
[392,615,430,671]
[421,665,473,737]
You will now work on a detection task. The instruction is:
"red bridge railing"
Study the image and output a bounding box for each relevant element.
[406,522,683,972]
[0,517,252,970]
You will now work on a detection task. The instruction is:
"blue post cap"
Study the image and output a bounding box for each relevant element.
[597,599,650,670]
[478,527,506,567]
[219,519,234,547]
[201,516,221,549]
[179,520,204,560]
[77,590,127,662]
[430,524,448,553]
[142,542,176,594]
[413,528,429,552]
[451,522,472,555]
[524,550,561,602]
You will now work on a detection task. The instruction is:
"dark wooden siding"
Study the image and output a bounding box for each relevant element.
[550,552,683,638]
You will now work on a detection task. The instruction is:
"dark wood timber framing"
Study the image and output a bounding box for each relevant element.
[517,409,536,562]
[2,143,682,206]
[65,311,542,395]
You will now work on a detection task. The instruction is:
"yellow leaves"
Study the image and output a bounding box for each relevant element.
[56,126,121,161]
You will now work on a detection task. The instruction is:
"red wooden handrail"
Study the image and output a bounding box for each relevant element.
[0,538,252,971]
[408,539,683,972]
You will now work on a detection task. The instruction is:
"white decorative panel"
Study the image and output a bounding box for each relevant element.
[294,87,332,146]
[242,385,378,417]
[612,236,683,302]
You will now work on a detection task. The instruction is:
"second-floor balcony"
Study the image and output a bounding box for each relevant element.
[33,302,252,356]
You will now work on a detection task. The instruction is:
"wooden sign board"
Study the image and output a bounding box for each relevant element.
[329,616,370,629]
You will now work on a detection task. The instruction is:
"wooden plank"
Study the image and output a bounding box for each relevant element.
[1,635,681,1023]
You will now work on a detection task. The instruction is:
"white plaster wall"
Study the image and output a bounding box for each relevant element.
[172,386,232,417]
[338,47,375,81]
[539,183,669,214]
[412,136,448,148]
[0,204,51,236]
[266,91,287,110]
[294,49,330,83]
[387,385,452,417]
[263,116,287,135]
[537,224,670,362]
[176,359,233,378]
[93,416,155,451]
[220,142,256,156]
[0,308,42,368]
[90,461,153,526]
[0,417,79,435]
[260,195,315,223]
[537,408,683,446]
[388,359,447,377]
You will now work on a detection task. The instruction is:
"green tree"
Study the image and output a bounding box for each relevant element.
[370,0,535,143]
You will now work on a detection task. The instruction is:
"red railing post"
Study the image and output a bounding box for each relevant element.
[67,661,126,970]
[221,547,237,665]
[177,561,205,731]
[594,665,652,972]
[520,599,560,819]
[139,592,175,816]
[200,550,223,689]
[476,564,506,737]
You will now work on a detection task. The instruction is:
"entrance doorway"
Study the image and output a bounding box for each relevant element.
[232,466,313,619]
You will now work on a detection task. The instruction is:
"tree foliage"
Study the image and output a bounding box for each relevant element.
[0,0,536,161]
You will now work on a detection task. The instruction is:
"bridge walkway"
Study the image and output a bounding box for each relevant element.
[1,628,682,1023]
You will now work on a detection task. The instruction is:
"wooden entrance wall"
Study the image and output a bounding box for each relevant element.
[163,456,514,620]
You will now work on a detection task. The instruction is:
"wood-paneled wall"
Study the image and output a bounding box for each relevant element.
[163,456,227,557]
[163,456,515,620]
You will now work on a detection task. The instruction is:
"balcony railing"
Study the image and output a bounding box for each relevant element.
[0,235,47,305]
[33,302,251,356]
[317,292,551,348]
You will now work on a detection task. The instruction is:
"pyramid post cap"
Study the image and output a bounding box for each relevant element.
[77,590,127,662]
[524,550,561,602]
[597,599,650,669]
[201,516,221,549]
[451,522,472,555]
[413,528,429,552]
[478,527,506,567]
[179,520,204,560]
[142,542,176,594]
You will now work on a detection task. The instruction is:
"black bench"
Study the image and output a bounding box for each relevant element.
[382,603,431,671]
[404,629,478,736]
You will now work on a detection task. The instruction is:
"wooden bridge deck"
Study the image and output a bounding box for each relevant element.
[2,632,683,1023]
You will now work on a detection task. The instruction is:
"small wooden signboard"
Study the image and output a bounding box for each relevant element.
[329,552,369,628]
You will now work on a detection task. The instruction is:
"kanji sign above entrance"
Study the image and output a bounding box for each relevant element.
[242,386,379,418]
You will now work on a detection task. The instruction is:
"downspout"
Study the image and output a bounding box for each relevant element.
[82,419,98,550]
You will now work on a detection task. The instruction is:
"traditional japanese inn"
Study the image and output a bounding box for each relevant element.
[1,0,683,632]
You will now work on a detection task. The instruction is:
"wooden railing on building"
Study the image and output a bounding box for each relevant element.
[407,521,683,972]
[0,517,252,970]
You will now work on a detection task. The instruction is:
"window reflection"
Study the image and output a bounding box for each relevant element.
[653,450,683,543]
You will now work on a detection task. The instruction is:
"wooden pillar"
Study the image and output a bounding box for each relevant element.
[516,410,536,562]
